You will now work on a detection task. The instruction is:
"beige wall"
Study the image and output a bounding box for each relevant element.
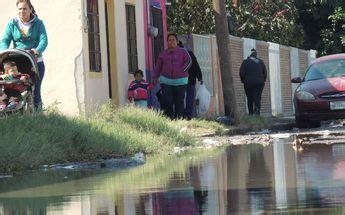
[0,0,83,116]
[112,0,146,106]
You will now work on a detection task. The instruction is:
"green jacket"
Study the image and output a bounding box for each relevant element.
[0,15,48,57]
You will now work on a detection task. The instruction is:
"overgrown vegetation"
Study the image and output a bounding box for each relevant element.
[0,103,225,172]
[167,0,345,55]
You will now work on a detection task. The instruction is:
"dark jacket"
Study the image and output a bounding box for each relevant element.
[187,50,202,85]
[239,57,267,86]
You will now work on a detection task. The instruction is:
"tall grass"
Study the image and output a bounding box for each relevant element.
[0,103,224,172]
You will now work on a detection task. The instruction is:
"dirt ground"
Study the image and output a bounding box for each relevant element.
[198,121,345,149]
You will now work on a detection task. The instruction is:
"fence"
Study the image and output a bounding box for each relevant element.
[180,34,316,118]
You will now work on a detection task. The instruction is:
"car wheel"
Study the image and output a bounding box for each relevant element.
[295,117,308,128]
[295,116,320,128]
[309,120,321,128]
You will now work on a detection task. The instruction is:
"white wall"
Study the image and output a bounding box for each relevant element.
[268,42,282,116]
[82,0,111,114]
[113,0,146,106]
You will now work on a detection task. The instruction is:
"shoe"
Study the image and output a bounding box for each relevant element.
[0,103,6,111]
[7,101,18,110]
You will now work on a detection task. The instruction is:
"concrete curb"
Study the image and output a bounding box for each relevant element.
[227,117,296,135]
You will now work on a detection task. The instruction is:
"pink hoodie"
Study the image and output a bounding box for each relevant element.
[154,47,191,80]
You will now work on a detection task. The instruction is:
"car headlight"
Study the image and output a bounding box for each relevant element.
[295,89,315,100]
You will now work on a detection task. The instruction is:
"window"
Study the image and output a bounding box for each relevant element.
[151,7,164,64]
[87,0,102,72]
[126,4,138,74]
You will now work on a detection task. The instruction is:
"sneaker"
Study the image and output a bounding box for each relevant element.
[7,101,18,110]
[0,103,6,111]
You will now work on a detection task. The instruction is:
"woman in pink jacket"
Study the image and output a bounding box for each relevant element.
[153,33,191,119]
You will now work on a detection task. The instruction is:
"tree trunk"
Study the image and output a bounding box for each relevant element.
[213,0,238,121]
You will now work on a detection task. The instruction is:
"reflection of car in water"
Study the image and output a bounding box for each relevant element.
[291,53,345,128]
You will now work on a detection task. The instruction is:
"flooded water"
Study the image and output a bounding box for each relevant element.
[1,136,345,214]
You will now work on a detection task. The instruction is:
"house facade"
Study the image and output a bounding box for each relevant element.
[0,0,167,116]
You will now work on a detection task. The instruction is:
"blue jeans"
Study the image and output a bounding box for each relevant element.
[185,84,196,120]
[34,62,45,108]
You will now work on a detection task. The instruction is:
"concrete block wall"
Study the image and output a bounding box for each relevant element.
[229,36,246,115]
[188,34,315,118]
[280,46,293,115]
[256,41,272,116]
[299,50,309,77]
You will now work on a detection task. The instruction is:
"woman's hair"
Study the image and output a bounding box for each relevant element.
[134,70,144,77]
[16,0,36,15]
[167,33,178,41]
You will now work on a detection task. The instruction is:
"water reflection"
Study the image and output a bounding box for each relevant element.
[1,140,345,214]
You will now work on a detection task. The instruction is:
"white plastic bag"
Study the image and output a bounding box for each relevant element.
[196,84,211,115]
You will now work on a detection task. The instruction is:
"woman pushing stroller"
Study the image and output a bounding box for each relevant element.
[0,0,48,110]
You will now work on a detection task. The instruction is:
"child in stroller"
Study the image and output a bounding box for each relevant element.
[0,61,31,111]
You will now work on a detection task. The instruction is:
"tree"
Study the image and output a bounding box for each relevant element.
[320,6,345,54]
[213,0,238,120]
[295,0,345,55]
[166,1,215,35]
[228,1,305,47]
[166,0,304,48]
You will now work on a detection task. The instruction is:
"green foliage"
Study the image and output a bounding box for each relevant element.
[320,7,345,55]
[167,0,344,54]
[295,0,345,55]
[167,1,215,34]
[228,1,305,47]
[167,0,304,47]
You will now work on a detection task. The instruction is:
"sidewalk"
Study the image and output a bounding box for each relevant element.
[227,116,296,135]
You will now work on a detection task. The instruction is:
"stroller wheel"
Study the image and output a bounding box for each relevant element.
[22,93,34,113]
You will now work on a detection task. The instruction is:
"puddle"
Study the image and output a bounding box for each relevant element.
[0,138,345,214]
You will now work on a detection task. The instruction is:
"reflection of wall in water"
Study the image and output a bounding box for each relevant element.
[225,141,299,213]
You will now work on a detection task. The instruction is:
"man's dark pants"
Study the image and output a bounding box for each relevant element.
[161,84,187,119]
[244,83,264,115]
[185,84,196,120]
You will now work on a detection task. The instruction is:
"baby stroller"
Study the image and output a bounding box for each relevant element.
[0,49,39,113]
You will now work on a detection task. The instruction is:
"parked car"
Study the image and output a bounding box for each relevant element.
[291,53,345,128]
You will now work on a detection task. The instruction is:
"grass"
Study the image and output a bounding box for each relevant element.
[0,103,225,172]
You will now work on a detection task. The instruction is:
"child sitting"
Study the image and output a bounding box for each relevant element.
[128,70,154,108]
[0,61,30,111]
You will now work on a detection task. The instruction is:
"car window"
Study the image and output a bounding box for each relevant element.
[304,59,345,81]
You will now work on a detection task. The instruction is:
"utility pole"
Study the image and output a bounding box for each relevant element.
[213,0,238,121]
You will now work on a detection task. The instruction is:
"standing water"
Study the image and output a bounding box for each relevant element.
[0,136,345,214]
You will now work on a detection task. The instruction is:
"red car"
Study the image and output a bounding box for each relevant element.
[291,53,345,128]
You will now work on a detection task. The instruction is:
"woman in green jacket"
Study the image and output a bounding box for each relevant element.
[1,0,48,110]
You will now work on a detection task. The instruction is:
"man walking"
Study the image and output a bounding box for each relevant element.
[239,48,267,115]
[178,41,203,120]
